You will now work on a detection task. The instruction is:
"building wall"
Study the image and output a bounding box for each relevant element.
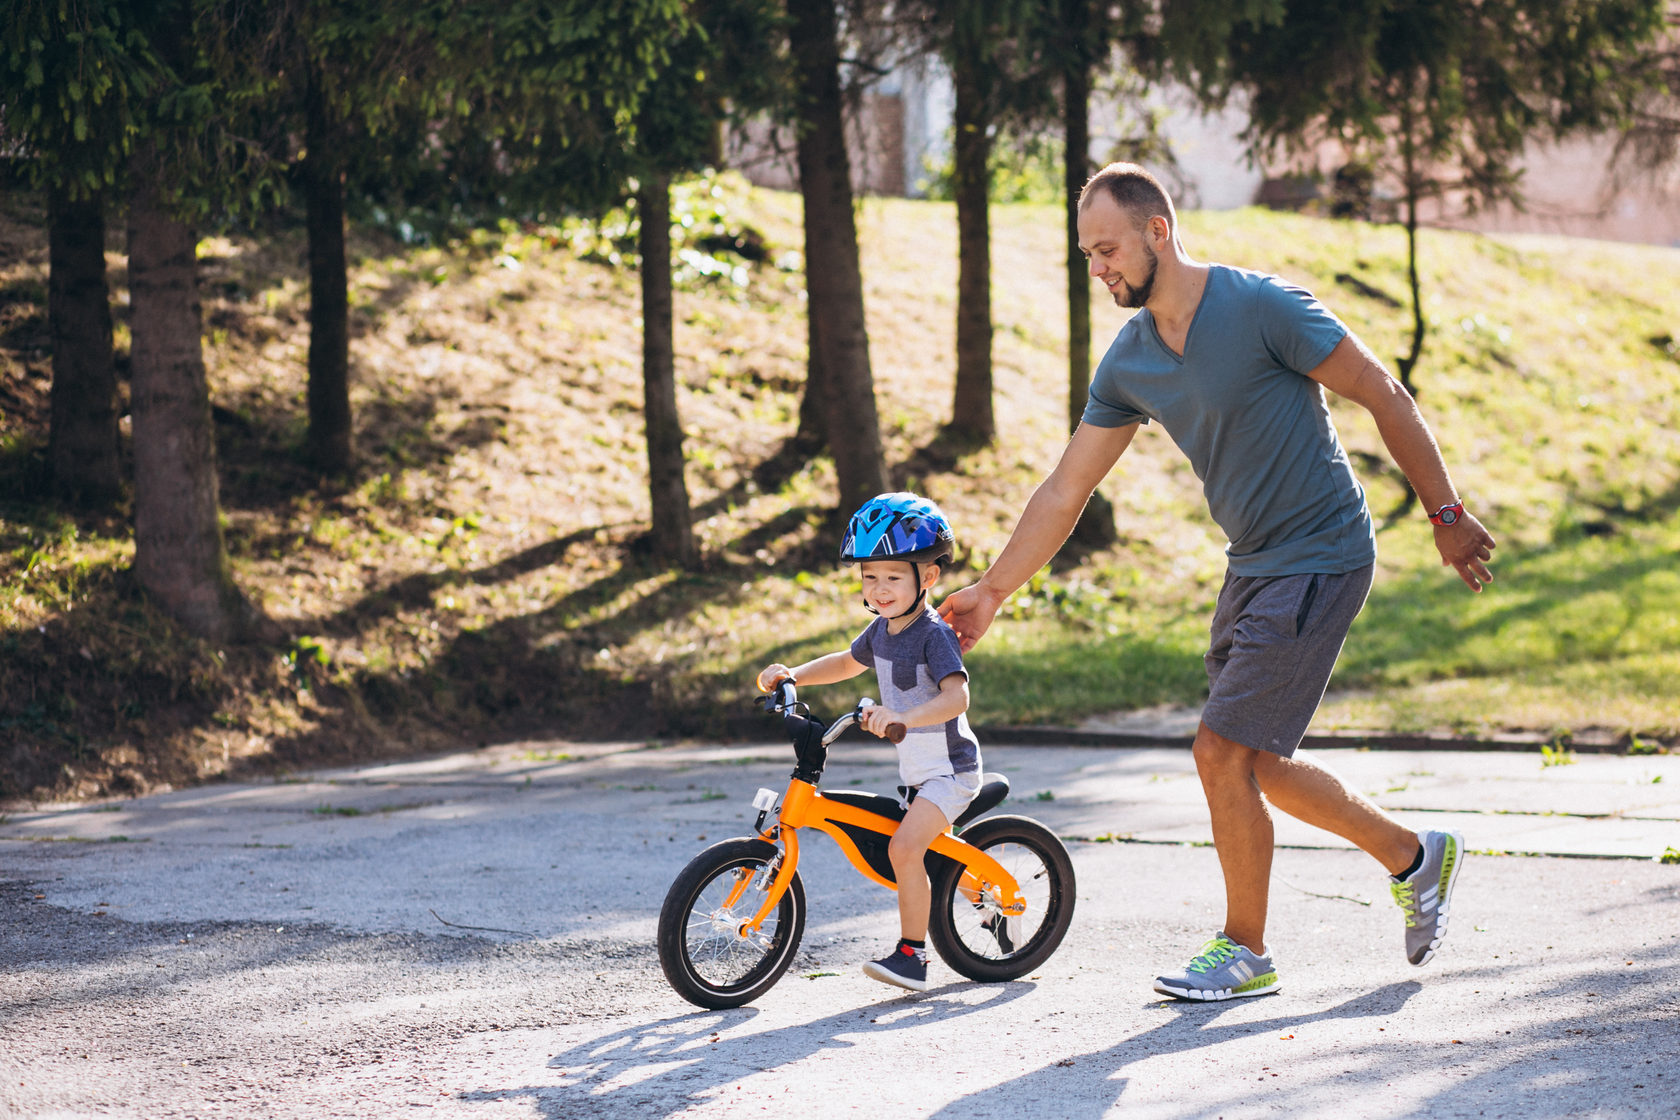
[1117,87,1264,212]
[1419,135,1680,249]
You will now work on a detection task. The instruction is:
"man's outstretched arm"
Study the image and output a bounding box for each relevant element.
[940,421,1138,650]
[1307,334,1497,591]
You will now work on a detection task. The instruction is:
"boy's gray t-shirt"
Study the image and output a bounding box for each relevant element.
[1083,264,1376,577]
[849,607,981,786]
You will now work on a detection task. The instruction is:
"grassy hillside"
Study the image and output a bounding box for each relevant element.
[2,173,1678,803]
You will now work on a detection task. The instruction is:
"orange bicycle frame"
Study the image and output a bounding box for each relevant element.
[738,778,1026,934]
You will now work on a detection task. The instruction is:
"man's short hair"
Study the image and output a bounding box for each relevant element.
[1080,162,1177,232]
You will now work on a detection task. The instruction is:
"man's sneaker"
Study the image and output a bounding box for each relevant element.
[1152,933,1279,1001]
[1391,829,1465,966]
[862,943,929,992]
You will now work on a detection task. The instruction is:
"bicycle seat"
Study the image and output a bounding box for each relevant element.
[954,773,1010,828]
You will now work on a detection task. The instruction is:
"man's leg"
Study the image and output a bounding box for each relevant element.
[1192,722,1273,954]
[1183,564,1461,981]
[1250,740,1470,969]
[1251,750,1420,875]
[1151,722,1283,1001]
[1255,749,1465,966]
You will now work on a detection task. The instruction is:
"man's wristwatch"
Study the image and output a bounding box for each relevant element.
[1429,501,1465,527]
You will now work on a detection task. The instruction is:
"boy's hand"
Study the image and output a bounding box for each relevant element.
[757,664,793,693]
[859,705,908,740]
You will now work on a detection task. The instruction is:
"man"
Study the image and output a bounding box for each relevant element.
[939,162,1496,1001]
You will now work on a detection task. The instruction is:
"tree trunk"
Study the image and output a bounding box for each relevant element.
[1385,121,1424,521]
[1395,102,1424,400]
[1064,58,1092,436]
[788,0,887,515]
[948,32,994,444]
[127,141,264,643]
[1398,191,1424,399]
[796,305,828,447]
[46,185,122,505]
[638,172,696,566]
[1061,47,1116,553]
[303,65,354,473]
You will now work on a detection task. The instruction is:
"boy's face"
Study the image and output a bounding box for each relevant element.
[859,559,938,618]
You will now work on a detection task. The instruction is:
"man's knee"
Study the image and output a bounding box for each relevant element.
[1192,723,1257,778]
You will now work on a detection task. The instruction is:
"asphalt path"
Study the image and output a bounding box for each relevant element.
[4,736,1679,1119]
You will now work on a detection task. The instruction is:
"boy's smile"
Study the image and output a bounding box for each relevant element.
[860,559,938,629]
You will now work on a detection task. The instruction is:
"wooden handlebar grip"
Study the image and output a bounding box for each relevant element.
[885,723,906,744]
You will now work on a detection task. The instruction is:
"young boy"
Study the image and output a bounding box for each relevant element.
[757,492,982,992]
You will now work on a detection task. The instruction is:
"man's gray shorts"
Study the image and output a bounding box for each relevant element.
[1201,563,1374,758]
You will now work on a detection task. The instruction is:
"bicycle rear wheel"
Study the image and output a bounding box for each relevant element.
[928,815,1076,982]
[658,838,806,1009]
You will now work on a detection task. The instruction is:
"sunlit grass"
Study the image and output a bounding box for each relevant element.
[694,207,1680,739]
[4,178,1679,804]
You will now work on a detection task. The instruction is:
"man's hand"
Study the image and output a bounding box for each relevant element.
[1434,512,1497,592]
[938,583,1007,652]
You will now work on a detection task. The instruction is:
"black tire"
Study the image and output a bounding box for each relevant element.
[657,838,806,1009]
[927,815,1076,983]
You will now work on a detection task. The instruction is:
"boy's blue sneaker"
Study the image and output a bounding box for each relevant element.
[863,942,929,992]
[1391,829,1465,966]
[1153,933,1280,1001]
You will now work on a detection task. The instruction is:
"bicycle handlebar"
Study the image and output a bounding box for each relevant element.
[767,675,798,712]
[763,677,905,743]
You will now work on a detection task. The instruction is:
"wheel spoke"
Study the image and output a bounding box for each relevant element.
[659,840,808,1008]
[683,861,786,987]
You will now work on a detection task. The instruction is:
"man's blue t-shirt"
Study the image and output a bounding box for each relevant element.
[1082,264,1376,577]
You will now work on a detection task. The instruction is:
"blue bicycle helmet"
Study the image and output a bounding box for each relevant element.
[841,493,955,565]
[840,493,956,618]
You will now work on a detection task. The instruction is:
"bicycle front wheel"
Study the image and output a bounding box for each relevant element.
[657,837,806,1009]
[928,815,1076,982]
